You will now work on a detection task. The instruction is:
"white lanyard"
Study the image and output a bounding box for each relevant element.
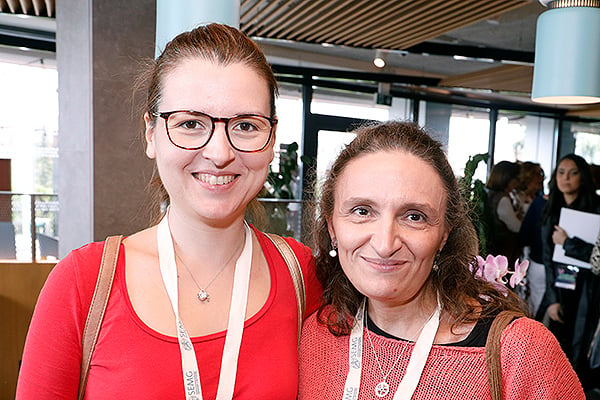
[342,298,441,400]
[157,213,253,400]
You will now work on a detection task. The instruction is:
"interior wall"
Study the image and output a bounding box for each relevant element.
[0,159,10,223]
[57,0,156,257]
[0,263,55,399]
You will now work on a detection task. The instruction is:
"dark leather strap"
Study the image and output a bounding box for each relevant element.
[485,310,525,400]
[78,235,122,400]
[265,233,306,347]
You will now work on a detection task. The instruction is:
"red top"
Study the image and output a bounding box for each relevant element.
[299,312,585,399]
[17,227,321,399]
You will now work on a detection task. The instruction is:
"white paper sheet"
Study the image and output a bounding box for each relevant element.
[552,208,600,269]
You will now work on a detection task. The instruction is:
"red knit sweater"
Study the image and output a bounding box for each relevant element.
[299,313,584,399]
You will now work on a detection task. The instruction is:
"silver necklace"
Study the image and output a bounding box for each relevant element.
[175,231,246,302]
[364,306,435,398]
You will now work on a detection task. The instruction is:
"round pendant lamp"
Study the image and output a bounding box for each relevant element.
[531,0,600,104]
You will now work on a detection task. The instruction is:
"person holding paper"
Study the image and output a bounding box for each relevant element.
[537,154,600,390]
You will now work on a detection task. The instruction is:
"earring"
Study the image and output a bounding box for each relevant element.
[432,253,440,272]
[329,239,338,258]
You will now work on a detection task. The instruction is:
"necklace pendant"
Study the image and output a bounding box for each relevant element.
[375,381,390,398]
[197,289,210,302]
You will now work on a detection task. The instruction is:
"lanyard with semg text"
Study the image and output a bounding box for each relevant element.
[157,212,253,400]
[342,298,440,400]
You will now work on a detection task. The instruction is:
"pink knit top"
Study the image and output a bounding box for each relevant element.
[299,312,584,399]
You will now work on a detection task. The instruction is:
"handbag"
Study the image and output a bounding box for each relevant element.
[77,233,306,398]
[485,310,525,400]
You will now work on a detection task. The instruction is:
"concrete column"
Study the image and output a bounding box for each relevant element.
[57,0,155,256]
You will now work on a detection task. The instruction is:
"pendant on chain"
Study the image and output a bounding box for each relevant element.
[375,381,390,398]
[197,289,210,302]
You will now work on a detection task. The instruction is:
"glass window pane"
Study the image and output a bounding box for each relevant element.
[317,130,357,184]
[496,111,556,192]
[573,122,600,165]
[447,106,490,182]
[311,89,389,121]
[0,62,58,261]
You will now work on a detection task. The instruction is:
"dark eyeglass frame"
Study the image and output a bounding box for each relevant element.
[152,110,278,153]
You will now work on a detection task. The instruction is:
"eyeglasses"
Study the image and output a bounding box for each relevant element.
[153,110,277,153]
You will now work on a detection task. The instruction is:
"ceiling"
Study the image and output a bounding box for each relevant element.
[1,0,599,117]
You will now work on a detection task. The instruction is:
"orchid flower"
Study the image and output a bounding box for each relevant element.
[471,255,529,295]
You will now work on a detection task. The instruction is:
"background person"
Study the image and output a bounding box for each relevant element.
[486,160,522,263]
[514,161,545,217]
[516,162,546,316]
[299,121,583,399]
[17,24,321,400]
[537,153,600,390]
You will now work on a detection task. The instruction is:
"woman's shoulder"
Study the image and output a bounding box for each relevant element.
[53,240,108,278]
[501,316,561,350]
[252,226,314,267]
[300,310,345,351]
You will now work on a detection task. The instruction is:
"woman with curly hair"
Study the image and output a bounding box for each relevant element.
[299,121,583,399]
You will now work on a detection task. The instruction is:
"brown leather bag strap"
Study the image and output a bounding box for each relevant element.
[485,310,525,400]
[78,235,123,400]
[265,233,306,347]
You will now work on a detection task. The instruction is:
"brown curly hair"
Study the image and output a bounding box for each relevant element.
[312,121,527,336]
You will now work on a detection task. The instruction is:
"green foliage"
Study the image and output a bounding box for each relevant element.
[264,142,299,200]
[457,153,492,255]
[261,142,301,237]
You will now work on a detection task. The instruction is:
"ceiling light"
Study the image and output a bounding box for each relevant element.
[531,0,600,104]
[373,57,386,68]
[373,50,386,69]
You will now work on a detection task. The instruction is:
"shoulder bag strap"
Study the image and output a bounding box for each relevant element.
[485,310,525,400]
[265,233,306,347]
[77,235,123,400]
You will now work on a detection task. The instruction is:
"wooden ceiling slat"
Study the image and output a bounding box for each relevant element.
[252,1,316,38]
[337,0,424,44]
[341,0,446,47]
[374,1,486,48]
[272,0,333,39]
[358,0,468,48]
[240,0,266,25]
[249,1,305,37]
[307,0,389,43]
[381,1,527,49]
[32,0,43,16]
[44,0,53,17]
[18,0,32,14]
[6,0,19,13]
[567,106,600,119]
[292,0,357,42]
[440,65,533,93]
[244,0,284,37]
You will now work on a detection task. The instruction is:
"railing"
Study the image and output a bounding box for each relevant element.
[0,191,59,262]
[257,198,304,241]
[0,195,304,262]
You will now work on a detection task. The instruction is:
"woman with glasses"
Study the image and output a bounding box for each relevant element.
[17,24,321,399]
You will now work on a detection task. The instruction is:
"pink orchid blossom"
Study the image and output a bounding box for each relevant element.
[471,254,529,295]
[509,259,529,288]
